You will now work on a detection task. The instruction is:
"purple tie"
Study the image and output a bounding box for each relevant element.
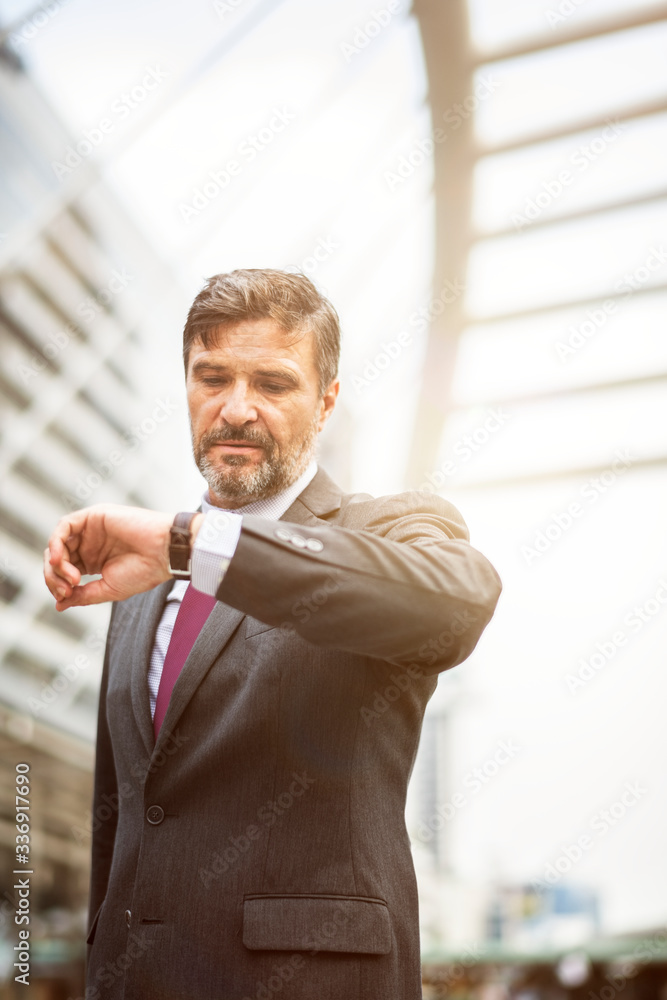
[153,585,217,738]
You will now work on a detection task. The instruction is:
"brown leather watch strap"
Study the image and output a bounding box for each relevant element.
[168,512,197,579]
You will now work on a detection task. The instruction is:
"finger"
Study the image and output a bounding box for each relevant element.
[64,532,84,566]
[48,525,72,572]
[47,533,68,575]
[66,530,81,552]
[48,547,80,589]
[48,518,82,587]
[43,548,73,602]
[68,546,86,573]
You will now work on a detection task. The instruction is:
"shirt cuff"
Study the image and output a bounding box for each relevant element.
[191,510,243,595]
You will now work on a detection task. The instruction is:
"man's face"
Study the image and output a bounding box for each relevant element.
[186,317,338,508]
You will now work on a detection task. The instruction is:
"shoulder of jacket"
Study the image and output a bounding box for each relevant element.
[336,488,469,540]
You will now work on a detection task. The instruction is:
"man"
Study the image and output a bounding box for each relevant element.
[44,269,501,1000]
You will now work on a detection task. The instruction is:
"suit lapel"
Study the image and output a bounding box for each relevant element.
[129,580,173,759]
[280,466,344,525]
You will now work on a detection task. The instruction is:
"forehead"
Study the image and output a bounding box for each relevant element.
[188,317,317,374]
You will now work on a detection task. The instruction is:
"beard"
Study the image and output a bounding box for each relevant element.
[193,415,319,506]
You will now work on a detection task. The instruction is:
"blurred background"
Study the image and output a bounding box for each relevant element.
[0,0,666,996]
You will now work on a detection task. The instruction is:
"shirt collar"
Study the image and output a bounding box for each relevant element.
[200,459,318,521]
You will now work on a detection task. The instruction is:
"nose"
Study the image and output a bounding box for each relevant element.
[218,380,258,426]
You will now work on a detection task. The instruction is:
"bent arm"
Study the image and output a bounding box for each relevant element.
[44,494,501,673]
[217,493,502,673]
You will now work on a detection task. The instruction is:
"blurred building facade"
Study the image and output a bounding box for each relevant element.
[0,39,186,991]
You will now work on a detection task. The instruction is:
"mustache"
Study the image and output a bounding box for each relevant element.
[198,425,276,451]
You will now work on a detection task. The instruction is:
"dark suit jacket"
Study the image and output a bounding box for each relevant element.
[85,468,501,1000]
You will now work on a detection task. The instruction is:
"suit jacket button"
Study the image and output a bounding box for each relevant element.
[146,805,165,825]
[275,528,292,541]
[306,538,323,552]
[125,909,131,928]
[290,535,307,548]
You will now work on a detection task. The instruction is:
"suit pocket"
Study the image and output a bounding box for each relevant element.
[86,899,105,945]
[242,893,392,955]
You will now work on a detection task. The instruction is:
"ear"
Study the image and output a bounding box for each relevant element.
[317,379,339,431]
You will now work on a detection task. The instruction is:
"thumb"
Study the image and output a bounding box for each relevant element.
[55,577,120,610]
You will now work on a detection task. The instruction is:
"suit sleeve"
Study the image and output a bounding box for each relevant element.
[87,604,119,938]
[215,490,501,673]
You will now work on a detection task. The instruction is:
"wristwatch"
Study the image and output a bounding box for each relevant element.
[168,512,197,579]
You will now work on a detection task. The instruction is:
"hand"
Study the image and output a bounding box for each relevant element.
[44,504,203,610]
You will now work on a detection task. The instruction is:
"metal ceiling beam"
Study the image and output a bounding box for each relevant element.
[479,96,667,157]
[468,279,667,327]
[480,188,667,240]
[471,5,667,65]
[406,0,474,488]
[460,369,667,411]
[447,452,667,492]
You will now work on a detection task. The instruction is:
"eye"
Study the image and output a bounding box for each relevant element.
[262,383,288,394]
